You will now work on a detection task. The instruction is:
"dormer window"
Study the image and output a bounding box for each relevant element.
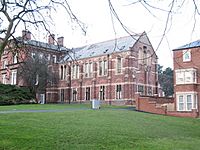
[183,50,191,62]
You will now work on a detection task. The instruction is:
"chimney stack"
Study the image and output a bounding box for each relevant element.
[22,30,31,40]
[57,37,64,46]
[48,34,55,45]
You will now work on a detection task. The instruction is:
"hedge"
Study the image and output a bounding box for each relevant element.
[0,84,35,105]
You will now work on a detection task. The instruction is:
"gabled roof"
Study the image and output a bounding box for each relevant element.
[63,33,142,62]
[173,39,200,51]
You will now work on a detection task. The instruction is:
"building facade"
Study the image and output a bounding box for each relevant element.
[173,40,200,115]
[46,32,158,104]
[0,31,67,101]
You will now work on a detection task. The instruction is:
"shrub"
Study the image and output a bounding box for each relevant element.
[0,84,35,105]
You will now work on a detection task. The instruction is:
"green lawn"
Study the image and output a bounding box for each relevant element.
[0,104,200,150]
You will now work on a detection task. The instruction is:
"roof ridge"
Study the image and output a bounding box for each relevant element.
[74,33,142,49]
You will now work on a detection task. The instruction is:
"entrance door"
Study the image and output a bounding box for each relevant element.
[40,94,45,104]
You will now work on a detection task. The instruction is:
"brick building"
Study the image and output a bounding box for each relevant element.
[46,32,158,104]
[173,40,200,115]
[0,31,68,100]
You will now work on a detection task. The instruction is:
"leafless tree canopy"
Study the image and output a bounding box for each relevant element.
[1,0,200,60]
[0,0,86,56]
[17,54,58,99]
[108,0,200,51]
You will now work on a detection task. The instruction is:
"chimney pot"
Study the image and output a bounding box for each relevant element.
[48,34,55,45]
[22,30,31,40]
[57,37,64,46]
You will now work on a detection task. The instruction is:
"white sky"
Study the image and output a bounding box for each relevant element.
[9,0,200,69]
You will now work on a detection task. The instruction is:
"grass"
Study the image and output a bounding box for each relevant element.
[0,103,90,111]
[0,104,200,150]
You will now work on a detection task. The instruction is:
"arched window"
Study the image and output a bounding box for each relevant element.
[60,66,63,80]
[64,65,67,80]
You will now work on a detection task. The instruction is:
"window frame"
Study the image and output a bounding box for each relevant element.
[183,50,191,62]
[2,74,6,84]
[72,64,79,79]
[99,60,108,76]
[116,84,122,99]
[176,93,198,111]
[85,87,91,101]
[13,53,18,64]
[11,70,17,85]
[116,57,122,74]
[72,88,77,101]
[175,68,197,85]
[99,85,106,100]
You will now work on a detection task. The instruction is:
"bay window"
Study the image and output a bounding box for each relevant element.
[177,93,198,111]
[175,68,197,84]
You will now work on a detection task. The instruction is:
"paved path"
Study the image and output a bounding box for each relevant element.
[0,107,135,114]
[0,108,90,114]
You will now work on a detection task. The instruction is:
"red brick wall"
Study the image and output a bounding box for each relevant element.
[135,94,170,115]
[135,94,199,118]
[173,47,200,117]
[46,34,158,103]
[167,110,199,118]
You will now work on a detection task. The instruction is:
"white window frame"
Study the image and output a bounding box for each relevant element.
[60,65,64,80]
[99,85,106,100]
[2,60,7,69]
[99,60,108,76]
[11,70,17,85]
[60,89,65,102]
[52,55,57,63]
[72,65,79,79]
[137,84,145,95]
[31,52,36,59]
[175,68,197,85]
[2,74,6,84]
[116,84,122,99]
[178,95,184,111]
[39,53,43,59]
[116,57,122,74]
[48,54,51,61]
[64,65,67,80]
[183,50,191,62]
[13,53,18,64]
[72,88,77,101]
[176,92,198,111]
[84,62,93,78]
[85,87,91,101]
[147,86,153,96]
[186,95,192,111]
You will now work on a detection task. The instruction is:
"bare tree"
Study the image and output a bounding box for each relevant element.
[108,0,200,51]
[17,54,58,102]
[0,0,86,56]
[1,0,200,62]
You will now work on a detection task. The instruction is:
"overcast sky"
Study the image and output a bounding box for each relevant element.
[13,0,200,69]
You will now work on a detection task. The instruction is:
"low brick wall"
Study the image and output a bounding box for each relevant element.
[135,94,199,118]
[167,110,199,118]
[135,95,168,115]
